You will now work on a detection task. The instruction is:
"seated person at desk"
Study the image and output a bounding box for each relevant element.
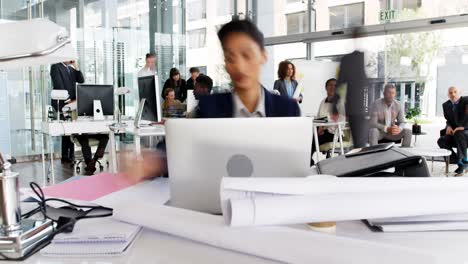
[162,88,185,118]
[186,74,213,118]
[273,60,302,103]
[437,86,468,175]
[162,68,187,102]
[50,61,84,164]
[75,134,109,175]
[311,78,345,165]
[369,84,412,147]
[121,19,300,181]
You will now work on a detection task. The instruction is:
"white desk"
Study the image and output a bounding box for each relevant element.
[313,121,347,162]
[23,227,277,264]
[40,120,163,184]
[108,124,166,173]
[41,120,120,186]
[19,174,468,264]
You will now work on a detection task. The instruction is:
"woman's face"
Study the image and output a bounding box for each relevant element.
[223,33,267,92]
[286,64,294,78]
[172,74,180,82]
[167,91,175,101]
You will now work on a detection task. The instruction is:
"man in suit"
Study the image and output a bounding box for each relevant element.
[437,86,468,175]
[369,84,412,147]
[50,61,84,164]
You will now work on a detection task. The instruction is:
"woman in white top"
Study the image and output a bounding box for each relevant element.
[311,78,346,165]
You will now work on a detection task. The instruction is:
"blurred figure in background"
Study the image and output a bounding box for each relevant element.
[186,74,213,118]
[162,68,187,102]
[162,88,184,118]
[50,61,84,164]
[186,67,200,91]
[138,53,156,77]
[437,86,468,175]
[311,78,345,165]
[273,60,302,103]
[335,29,369,148]
[368,84,412,147]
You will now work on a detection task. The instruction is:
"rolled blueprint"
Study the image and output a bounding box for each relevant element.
[225,191,468,227]
[221,177,468,227]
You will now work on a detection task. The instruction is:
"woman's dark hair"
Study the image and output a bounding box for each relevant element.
[169,68,181,87]
[277,60,295,80]
[217,19,264,50]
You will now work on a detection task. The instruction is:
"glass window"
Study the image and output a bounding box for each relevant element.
[380,0,422,11]
[287,11,308,35]
[329,2,364,30]
[187,28,207,49]
[187,0,206,22]
[217,0,234,16]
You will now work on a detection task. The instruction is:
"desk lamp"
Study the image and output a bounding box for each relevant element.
[0,18,77,258]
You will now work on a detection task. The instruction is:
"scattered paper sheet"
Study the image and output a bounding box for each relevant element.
[112,201,438,264]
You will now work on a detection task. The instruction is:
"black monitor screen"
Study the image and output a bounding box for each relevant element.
[76,84,114,117]
[138,76,161,122]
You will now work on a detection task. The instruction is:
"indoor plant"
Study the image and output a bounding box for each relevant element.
[406,107,422,134]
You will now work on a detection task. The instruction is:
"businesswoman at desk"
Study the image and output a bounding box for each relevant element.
[122,19,300,180]
[273,60,302,103]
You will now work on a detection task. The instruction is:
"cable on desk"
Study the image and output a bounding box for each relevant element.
[0,182,113,261]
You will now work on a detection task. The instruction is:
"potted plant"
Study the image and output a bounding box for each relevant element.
[406,107,421,134]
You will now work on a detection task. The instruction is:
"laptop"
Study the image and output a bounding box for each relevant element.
[165,117,313,214]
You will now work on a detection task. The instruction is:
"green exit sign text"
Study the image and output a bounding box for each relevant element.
[380,9,396,22]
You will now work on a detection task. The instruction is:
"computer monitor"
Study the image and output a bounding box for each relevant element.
[138,75,162,122]
[76,84,114,118]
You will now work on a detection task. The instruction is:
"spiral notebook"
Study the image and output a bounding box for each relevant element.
[41,218,141,257]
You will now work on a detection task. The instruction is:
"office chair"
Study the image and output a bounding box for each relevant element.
[319,127,353,158]
[71,136,108,174]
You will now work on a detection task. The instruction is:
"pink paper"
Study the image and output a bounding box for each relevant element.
[43,173,136,201]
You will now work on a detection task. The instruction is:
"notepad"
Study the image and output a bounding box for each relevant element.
[41,218,141,257]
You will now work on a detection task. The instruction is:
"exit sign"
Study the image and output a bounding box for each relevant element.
[380,9,396,22]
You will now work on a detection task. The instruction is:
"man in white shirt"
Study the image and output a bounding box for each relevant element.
[369,84,412,147]
[138,53,156,77]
